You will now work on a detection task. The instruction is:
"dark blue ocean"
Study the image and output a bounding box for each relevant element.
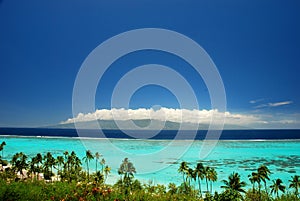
[0,127,299,140]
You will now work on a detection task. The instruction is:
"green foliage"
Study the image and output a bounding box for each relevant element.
[0,159,8,166]
[244,189,269,201]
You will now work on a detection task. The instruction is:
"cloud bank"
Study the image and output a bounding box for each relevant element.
[60,107,300,128]
[61,107,285,127]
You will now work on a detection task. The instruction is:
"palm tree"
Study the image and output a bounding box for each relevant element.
[0,141,6,158]
[258,165,271,196]
[94,152,102,172]
[95,170,104,185]
[195,162,205,194]
[168,183,177,195]
[208,167,217,193]
[203,166,211,192]
[100,158,105,173]
[56,156,64,177]
[118,158,136,190]
[104,165,111,183]
[11,152,28,179]
[64,153,71,180]
[83,150,94,180]
[186,167,195,187]
[270,178,285,198]
[289,175,300,198]
[118,158,136,176]
[221,172,246,198]
[35,153,43,179]
[63,151,69,174]
[248,171,261,193]
[73,152,82,171]
[44,152,55,181]
[28,156,36,180]
[178,161,188,190]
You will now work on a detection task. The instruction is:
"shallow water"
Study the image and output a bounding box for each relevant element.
[1,136,299,192]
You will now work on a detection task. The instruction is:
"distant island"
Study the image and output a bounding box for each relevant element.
[45,119,249,130]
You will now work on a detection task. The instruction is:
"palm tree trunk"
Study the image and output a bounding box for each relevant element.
[51,166,53,182]
[198,178,202,194]
[258,183,261,201]
[87,161,89,180]
[96,159,98,172]
[182,173,187,191]
[264,182,269,200]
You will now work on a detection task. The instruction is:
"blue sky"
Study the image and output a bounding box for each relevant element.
[0,0,299,128]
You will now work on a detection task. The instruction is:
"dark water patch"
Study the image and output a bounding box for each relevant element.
[238,166,250,169]
[166,161,178,164]
[245,168,257,171]
[287,170,296,174]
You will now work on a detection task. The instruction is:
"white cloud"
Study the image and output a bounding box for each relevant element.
[254,101,293,109]
[268,101,293,107]
[254,104,268,109]
[61,107,264,126]
[249,98,264,104]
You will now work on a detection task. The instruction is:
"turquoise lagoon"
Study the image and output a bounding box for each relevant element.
[1,136,299,192]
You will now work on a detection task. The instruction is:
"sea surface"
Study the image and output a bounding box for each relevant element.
[0,128,300,192]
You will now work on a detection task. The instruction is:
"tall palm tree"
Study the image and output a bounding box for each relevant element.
[44,152,55,181]
[208,167,217,193]
[289,175,300,198]
[195,162,205,194]
[19,152,28,179]
[203,166,211,192]
[118,158,136,176]
[0,141,6,158]
[221,172,246,198]
[63,151,69,170]
[82,150,94,180]
[178,161,188,190]
[118,158,136,189]
[35,153,43,179]
[56,156,64,177]
[94,152,102,173]
[248,172,261,193]
[11,152,28,179]
[28,156,36,180]
[270,178,285,198]
[258,165,271,196]
[67,151,81,182]
[100,158,105,173]
[11,152,19,172]
[74,155,82,178]
[104,165,111,183]
[186,167,195,187]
